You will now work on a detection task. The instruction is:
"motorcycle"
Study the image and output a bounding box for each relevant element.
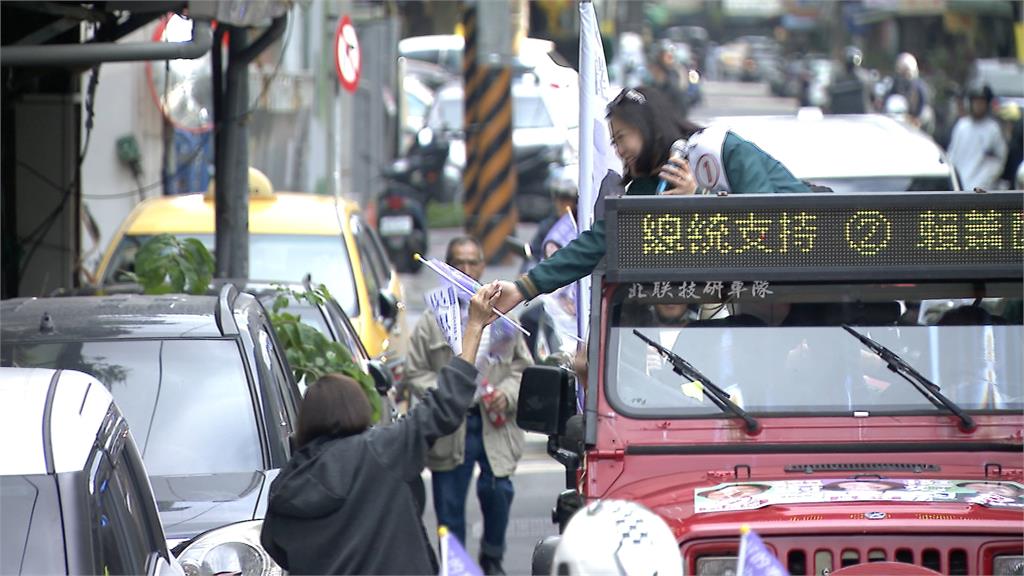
[377,159,428,273]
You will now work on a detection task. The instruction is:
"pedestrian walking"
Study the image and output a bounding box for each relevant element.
[406,236,533,575]
[259,283,504,575]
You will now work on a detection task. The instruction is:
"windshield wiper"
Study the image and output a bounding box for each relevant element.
[633,329,760,434]
[841,325,975,431]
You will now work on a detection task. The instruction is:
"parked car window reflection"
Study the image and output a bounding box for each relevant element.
[8,339,262,476]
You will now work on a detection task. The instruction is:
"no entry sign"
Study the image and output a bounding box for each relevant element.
[334,15,360,93]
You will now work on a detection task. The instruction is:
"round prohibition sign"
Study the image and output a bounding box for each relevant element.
[334,15,361,93]
[845,210,892,255]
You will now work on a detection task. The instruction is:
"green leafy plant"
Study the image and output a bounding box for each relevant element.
[268,284,382,422]
[132,234,215,295]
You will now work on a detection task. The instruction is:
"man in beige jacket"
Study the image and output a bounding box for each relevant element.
[406,236,531,576]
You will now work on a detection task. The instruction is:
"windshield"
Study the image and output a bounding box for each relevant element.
[104,234,359,317]
[609,282,1022,417]
[433,93,554,131]
[5,339,262,476]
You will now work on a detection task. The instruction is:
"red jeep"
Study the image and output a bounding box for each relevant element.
[519,191,1023,576]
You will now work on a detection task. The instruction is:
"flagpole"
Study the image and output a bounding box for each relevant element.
[414,254,531,337]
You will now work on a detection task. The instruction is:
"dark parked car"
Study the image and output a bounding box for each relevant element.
[1,285,300,575]
[0,367,183,576]
[221,278,398,408]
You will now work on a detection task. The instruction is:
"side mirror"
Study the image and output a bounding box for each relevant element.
[379,290,399,331]
[516,366,575,436]
[504,237,532,262]
[368,360,393,395]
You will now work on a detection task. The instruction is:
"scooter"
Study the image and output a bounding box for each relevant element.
[377,158,429,273]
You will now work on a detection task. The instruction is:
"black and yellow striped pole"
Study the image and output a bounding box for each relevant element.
[462,0,519,262]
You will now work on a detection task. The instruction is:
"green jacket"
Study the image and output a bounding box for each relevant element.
[516,132,808,298]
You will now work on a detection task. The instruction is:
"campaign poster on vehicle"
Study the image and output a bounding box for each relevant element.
[693,479,1024,514]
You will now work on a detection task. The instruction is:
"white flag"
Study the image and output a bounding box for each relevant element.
[426,286,462,355]
[576,0,621,342]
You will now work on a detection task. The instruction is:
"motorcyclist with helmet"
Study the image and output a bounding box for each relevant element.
[885,52,935,133]
[827,46,871,114]
[947,82,1008,191]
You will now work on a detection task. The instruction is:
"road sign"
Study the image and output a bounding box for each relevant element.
[334,15,360,93]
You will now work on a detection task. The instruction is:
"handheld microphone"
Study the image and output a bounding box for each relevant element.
[656,138,690,194]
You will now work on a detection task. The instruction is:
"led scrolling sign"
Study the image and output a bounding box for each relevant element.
[605,193,1024,282]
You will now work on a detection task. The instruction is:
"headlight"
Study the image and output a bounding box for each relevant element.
[994,555,1024,576]
[696,555,738,576]
[689,70,701,84]
[176,521,283,576]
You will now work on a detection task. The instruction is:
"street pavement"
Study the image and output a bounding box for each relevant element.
[396,79,797,574]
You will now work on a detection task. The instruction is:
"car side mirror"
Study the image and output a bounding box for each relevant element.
[368,360,393,395]
[516,366,575,435]
[379,290,399,331]
[504,237,532,262]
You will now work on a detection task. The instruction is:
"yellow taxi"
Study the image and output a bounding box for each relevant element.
[95,172,407,371]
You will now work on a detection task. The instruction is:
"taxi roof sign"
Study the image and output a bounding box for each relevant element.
[604,192,1024,283]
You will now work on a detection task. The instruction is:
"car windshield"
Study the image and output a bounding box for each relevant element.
[4,339,262,476]
[812,176,955,193]
[104,234,359,316]
[608,281,1022,417]
[434,93,554,131]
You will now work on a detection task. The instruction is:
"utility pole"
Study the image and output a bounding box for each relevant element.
[213,16,287,279]
[462,0,524,261]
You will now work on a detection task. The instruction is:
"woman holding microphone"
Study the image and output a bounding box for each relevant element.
[491,85,808,312]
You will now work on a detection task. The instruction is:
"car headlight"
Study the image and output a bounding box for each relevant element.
[994,555,1024,576]
[176,520,283,576]
[696,555,738,576]
[689,70,701,84]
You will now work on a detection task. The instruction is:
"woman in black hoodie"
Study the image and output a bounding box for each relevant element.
[260,283,503,575]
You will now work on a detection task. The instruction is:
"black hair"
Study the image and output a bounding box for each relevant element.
[445,235,483,264]
[605,86,703,182]
[296,373,373,448]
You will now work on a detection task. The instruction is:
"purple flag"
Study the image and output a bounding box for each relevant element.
[439,526,483,576]
[427,258,519,338]
[736,527,788,576]
[541,212,578,258]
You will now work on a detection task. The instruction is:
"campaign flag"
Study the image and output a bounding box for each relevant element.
[425,286,463,355]
[428,258,481,299]
[577,0,621,342]
[424,257,525,339]
[542,212,579,256]
[438,526,483,576]
[736,526,788,576]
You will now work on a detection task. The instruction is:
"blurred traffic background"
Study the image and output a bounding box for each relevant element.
[4,0,1023,302]
[2,3,1022,573]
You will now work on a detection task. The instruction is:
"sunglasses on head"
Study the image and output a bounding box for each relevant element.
[610,88,647,108]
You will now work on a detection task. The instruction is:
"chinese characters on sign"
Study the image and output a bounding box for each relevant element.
[642,211,818,255]
[626,281,772,301]
[637,209,1023,257]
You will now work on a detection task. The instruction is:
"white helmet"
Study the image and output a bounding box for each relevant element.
[551,500,682,576]
[895,52,919,79]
